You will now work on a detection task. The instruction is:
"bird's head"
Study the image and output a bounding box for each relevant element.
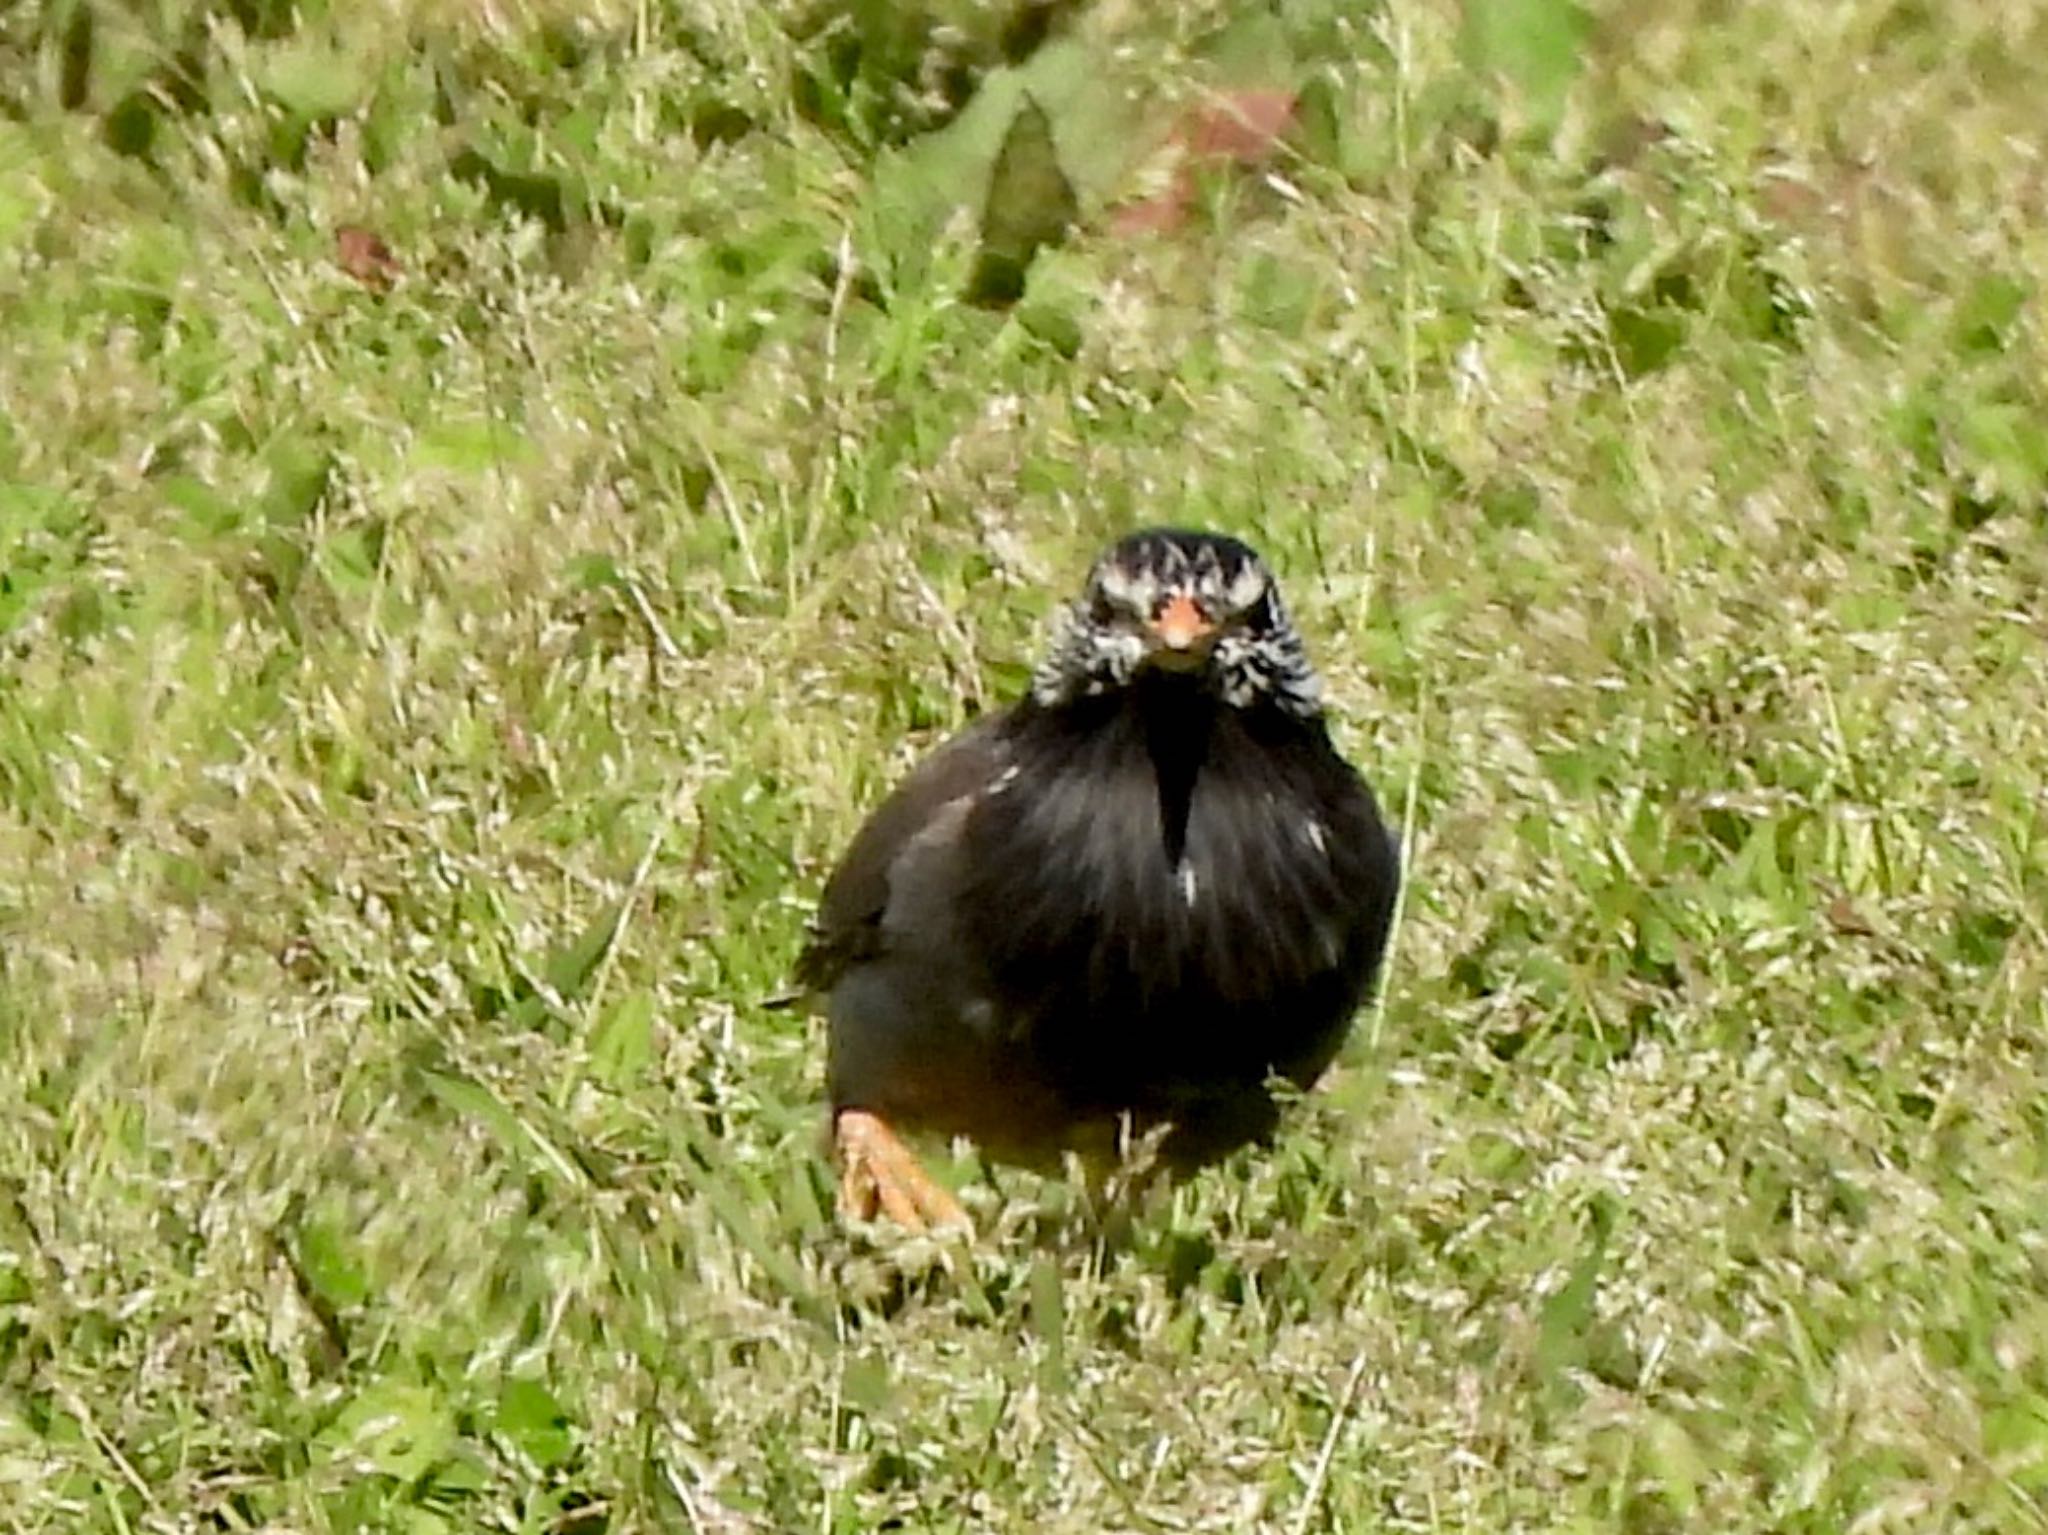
[1030,529,1323,717]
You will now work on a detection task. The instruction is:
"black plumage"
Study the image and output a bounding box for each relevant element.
[798,529,1399,1231]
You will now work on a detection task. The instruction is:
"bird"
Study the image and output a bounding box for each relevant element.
[794,528,1400,1233]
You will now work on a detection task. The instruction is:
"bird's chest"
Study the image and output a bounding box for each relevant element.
[958,722,1361,1030]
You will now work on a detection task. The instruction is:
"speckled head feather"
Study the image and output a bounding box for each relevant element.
[1031,528,1323,717]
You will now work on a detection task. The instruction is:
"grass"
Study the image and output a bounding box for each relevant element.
[2,0,2046,1529]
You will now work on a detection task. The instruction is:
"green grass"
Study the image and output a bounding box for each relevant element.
[3,0,2047,1529]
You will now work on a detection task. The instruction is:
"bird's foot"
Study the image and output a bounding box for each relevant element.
[835,1109,972,1236]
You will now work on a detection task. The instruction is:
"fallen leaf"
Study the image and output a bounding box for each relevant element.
[1183,89,1297,165]
[336,224,401,291]
[1597,112,1670,170]
[1825,894,1877,936]
[1756,170,1831,227]
[1109,88,1297,236]
[1109,187,1194,237]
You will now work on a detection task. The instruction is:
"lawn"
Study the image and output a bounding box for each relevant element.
[2,0,2046,1530]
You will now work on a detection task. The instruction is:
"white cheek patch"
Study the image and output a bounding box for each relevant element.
[1084,629,1147,692]
[1096,565,1151,613]
[1212,636,1259,707]
[1225,563,1268,613]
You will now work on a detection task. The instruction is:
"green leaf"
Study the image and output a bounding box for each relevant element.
[318,525,381,597]
[1012,247,1093,358]
[1985,1396,2048,1490]
[1954,273,2031,354]
[412,419,535,474]
[545,901,624,1003]
[587,990,655,1088]
[1643,1412,1703,1515]
[494,1378,575,1470]
[259,39,365,121]
[1197,7,1295,86]
[419,1068,527,1149]
[162,475,241,538]
[968,95,1078,307]
[418,1070,585,1188]
[1956,399,2048,500]
[262,439,332,527]
[295,1217,369,1309]
[568,553,624,591]
[1537,1197,1613,1385]
[55,583,106,643]
[0,483,76,636]
[1029,1253,1067,1394]
[840,1351,893,1416]
[861,36,1132,292]
[427,1445,492,1495]
[315,1380,456,1483]
[1460,0,1591,126]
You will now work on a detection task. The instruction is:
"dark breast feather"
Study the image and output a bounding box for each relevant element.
[956,684,1399,1124]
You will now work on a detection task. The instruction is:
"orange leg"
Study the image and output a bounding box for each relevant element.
[834,1108,971,1236]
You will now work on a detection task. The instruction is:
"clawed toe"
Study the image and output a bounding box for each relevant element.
[835,1108,972,1236]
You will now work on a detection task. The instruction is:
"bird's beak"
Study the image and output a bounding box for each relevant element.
[1146,592,1216,667]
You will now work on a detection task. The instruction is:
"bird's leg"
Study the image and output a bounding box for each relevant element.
[1091,1114,1174,1217]
[834,1108,972,1235]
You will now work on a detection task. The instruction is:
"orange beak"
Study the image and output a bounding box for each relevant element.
[1149,592,1215,653]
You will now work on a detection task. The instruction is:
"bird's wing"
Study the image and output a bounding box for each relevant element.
[793,714,1013,995]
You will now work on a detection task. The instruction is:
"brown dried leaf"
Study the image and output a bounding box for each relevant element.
[1109,182,1195,237]
[335,224,401,291]
[1181,89,1297,166]
[1108,88,1298,237]
[1825,893,1878,936]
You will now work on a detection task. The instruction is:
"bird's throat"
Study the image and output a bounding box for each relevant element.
[1136,675,1216,867]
